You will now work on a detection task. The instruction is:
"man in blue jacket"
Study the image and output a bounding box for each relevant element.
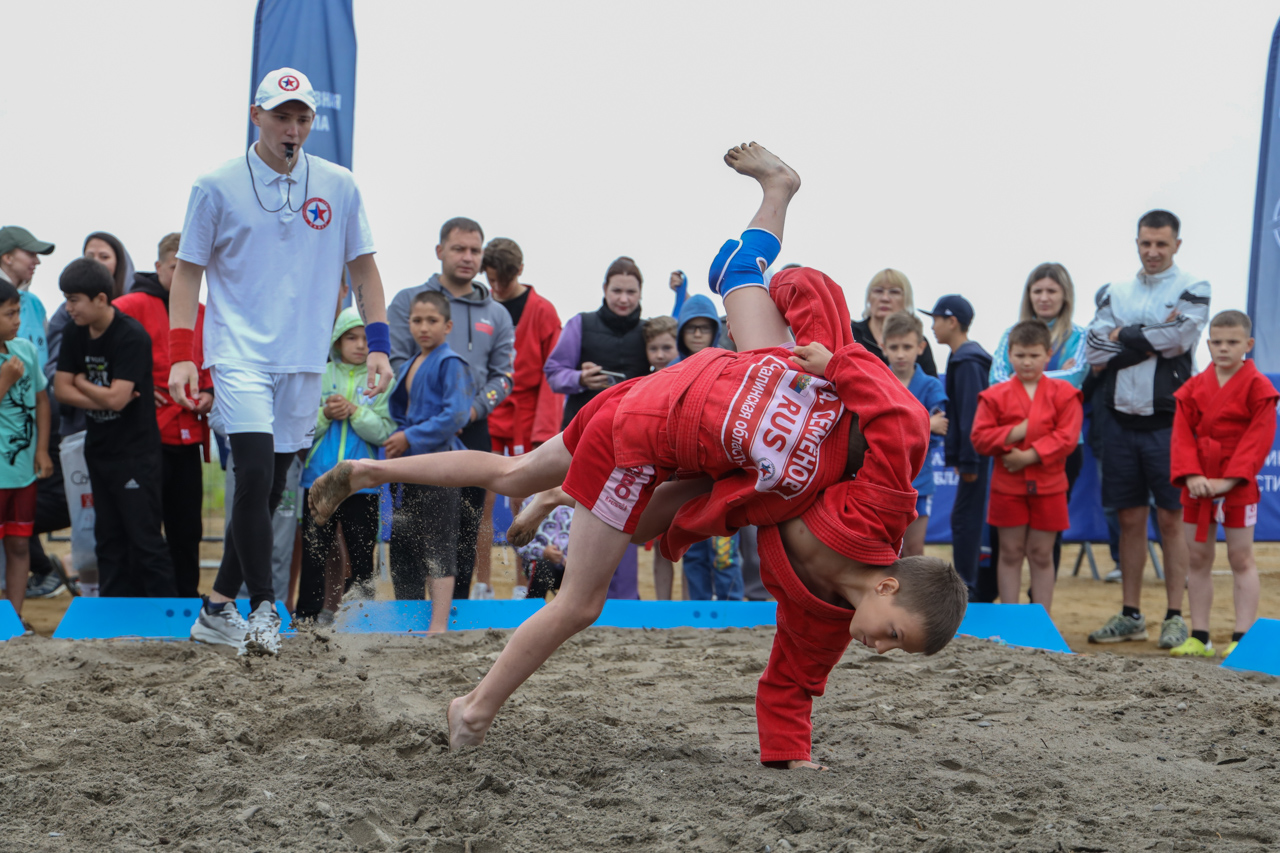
[925,295,991,600]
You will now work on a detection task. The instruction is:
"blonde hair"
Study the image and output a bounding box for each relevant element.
[881,311,923,343]
[643,315,677,342]
[863,269,915,319]
[157,232,181,260]
[1020,263,1075,356]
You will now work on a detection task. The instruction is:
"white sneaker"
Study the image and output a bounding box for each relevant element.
[242,600,282,656]
[191,599,249,651]
[510,585,528,601]
[470,582,495,601]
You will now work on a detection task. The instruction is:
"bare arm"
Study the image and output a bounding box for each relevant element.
[346,253,393,396]
[34,390,52,478]
[168,259,205,410]
[72,374,137,411]
[55,371,100,411]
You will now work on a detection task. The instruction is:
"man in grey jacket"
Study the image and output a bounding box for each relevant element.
[1084,209,1210,649]
[388,217,514,600]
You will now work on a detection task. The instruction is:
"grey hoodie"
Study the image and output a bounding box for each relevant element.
[388,273,515,421]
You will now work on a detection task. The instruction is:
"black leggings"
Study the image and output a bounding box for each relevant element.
[390,483,459,600]
[212,433,294,609]
[297,489,379,618]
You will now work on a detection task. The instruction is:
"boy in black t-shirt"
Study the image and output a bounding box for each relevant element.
[53,259,175,597]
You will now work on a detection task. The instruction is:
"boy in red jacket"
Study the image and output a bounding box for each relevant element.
[971,320,1082,614]
[1169,310,1278,658]
[114,233,213,598]
[311,144,967,766]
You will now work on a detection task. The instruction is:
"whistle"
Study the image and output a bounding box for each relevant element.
[284,142,296,162]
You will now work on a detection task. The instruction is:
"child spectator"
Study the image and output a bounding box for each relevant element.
[675,294,744,601]
[644,315,678,373]
[971,320,1083,613]
[516,504,572,599]
[925,295,991,600]
[298,307,397,622]
[1170,310,1279,658]
[0,279,53,620]
[883,312,947,557]
[386,291,475,632]
[113,232,213,599]
[53,259,175,597]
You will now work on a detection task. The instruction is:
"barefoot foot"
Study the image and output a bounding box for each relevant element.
[447,696,491,749]
[786,759,830,771]
[506,487,572,548]
[724,142,801,198]
[309,460,360,527]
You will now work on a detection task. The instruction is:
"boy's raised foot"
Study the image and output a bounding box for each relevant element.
[309,459,371,527]
[448,696,491,750]
[506,487,568,548]
[724,142,801,199]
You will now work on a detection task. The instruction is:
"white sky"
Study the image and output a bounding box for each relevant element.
[5,1,1278,365]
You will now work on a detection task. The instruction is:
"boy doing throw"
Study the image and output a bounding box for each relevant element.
[1169,310,1278,658]
[971,320,1083,612]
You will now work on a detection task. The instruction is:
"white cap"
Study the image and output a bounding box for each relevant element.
[254,67,317,111]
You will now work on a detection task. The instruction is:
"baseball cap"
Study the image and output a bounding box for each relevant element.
[254,67,317,112]
[919,294,974,328]
[0,226,55,257]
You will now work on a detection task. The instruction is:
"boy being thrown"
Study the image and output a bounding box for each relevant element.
[311,144,967,765]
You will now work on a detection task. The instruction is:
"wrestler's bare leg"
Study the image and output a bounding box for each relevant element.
[719,143,801,352]
[309,435,572,526]
[506,487,575,548]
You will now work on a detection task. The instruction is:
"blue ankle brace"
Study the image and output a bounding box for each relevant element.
[707,228,781,296]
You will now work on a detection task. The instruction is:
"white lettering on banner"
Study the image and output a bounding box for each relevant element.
[313,115,331,132]
[1266,449,1280,467]
[720,355,844,500]
[1257,473,1280,493]
[313,91,343,110]
[935,469,959,487]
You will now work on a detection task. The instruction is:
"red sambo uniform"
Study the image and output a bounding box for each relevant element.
[488,286,561,455]
[1171,361,1279,542]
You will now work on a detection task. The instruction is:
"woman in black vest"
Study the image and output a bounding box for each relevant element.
[544,256,648,429]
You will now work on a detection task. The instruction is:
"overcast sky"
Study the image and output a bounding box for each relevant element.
[5,1,1278,364]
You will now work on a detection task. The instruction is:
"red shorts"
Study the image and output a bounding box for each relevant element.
[988,490,1069,532]
[1181,497,1258,529]
[490,437,527,456]
[562,384,674,535]
[0,482,37,538]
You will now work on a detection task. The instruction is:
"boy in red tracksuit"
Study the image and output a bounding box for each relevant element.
[1169,310,1279,659]
[310,143,968,766]
[971,320,1082,614]
[114,233,213,598]
[483,237,562,599]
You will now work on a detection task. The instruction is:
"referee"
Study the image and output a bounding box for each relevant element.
[169,68,393,653]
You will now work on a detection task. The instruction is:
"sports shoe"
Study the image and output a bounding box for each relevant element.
[190,598,249,650]
[510,585,528,601]
[26,572,65,599]
[470,582,494,601]
[1104,568,1123,583]
[1170,636,1215,657]
[1158,615,1189,649]
[49,555,79,597]
[243,600,282,656]
[1223,640,1239,659]
[1088,612,1148,644]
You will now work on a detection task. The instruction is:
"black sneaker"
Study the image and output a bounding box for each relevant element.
[26,572,66,600]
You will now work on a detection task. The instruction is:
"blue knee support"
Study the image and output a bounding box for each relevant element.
[707,228,781,296]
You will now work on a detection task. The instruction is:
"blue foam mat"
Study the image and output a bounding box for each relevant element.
[335,599,547,633]
[1220,618,1280,677]
[52,598,293,640]
[0,600,24,640]
[955,603,1072,654]
[594,600,778,629]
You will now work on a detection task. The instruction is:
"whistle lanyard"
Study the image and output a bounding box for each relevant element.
[247,150,309,214]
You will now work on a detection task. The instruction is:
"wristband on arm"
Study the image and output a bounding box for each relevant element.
[169,328,195,364]
[365,321,391,355]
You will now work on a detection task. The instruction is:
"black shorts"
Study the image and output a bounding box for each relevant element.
[1099,419,1181,511]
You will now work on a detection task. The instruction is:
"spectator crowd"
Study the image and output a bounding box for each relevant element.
[0,205,1272,657]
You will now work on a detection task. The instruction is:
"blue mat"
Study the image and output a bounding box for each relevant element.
[334,599,547,633]
[955,603,1072,654]
[1220,618,1280,677]
[594,600,777,629]
[52,598,293,640]
[0,600,24,640]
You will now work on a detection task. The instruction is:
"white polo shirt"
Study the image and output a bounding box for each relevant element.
[177,145,376,373]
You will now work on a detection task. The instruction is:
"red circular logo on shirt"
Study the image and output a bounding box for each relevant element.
[278,75,300,92]
[303,198,332,230]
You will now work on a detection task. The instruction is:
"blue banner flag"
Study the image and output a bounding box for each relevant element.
[1248,17,1280,373]
[248,0,357,169]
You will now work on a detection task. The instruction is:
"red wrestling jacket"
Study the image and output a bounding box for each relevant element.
[1171,360,1279,540]
[970,376,1083,496]
[488,286,561,451]
[634,268,927,566]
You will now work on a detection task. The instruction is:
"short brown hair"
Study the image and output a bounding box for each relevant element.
[643,315,677,343]
[157,232,181,261]
[482,238,523,287]
[881,311,922,343]
[1210,309,1251,336]
[412,290,451,321]
[440,217,483,244]
[886,555,968,655]
[604,256,643,288]
[1007,319,1051,351]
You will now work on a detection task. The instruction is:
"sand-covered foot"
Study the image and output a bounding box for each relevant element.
[724,142,801,198]
[448,696,490,749]
[309,460,360,526]
[787,759,830,771]
[506,487,572,548]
